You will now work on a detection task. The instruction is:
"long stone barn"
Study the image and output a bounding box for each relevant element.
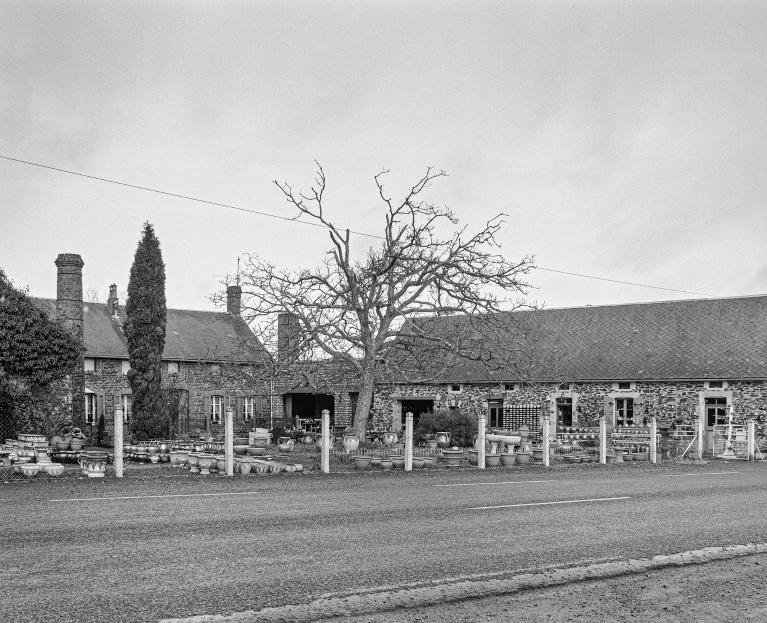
[30,253,767,454]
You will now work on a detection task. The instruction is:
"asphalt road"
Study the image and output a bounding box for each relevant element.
[2,461,766,623]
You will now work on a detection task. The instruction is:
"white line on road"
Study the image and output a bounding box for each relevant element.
[49,491,264,502]
[470,496,631,510]
[668,471,741,477]
[435,479,557,487]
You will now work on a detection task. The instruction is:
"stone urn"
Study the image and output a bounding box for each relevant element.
[435,431,452,449]
[421,456,437,468]
[252,435,269,449]
[531,448,544,462]
[247,446,266,456]
[234,444,249,456]
[390,455,405,469]
[198,453,216,475]
[467,449,479,466]
[342,434,360,453]
[379,459,392,470]
[412,458,425,469]
[187,452,201,474]
[79,454,107,478]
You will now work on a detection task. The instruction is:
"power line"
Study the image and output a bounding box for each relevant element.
[0,154,382,239]
[534,267,710,297]
[1,154,710,297]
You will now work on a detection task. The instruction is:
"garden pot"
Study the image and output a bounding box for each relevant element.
[19,463,40,478]
[370,458,382,467]
[68,438,84,452]
[435,431,452,449]
[531,449,543,462]
[467,449,479,466]
[252,436,269,449]
[216,457,227,472]
[149,454,160,464]
[44,463,64,477]
[441,449,463,466]
[352,455,371,470]
[516,452,532,465]
[426,440,438,450]
[302,434,315,445]
[247,446,265,456]
[380,459,392,470]
[342,434,360,453]
[391,455,405,469]
[239,460,252,475]
[421,456,437,468]
[234,445,249,456]
[500,452,517,467]
[412,458,425,469]
[187,452,200,473]
[485,453,501,467]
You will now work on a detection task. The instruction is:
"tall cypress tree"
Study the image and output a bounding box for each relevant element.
[125,223,167,440]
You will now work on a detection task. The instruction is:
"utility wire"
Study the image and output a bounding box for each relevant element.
[1,154,710,297]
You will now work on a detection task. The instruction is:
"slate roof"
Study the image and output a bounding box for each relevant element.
[413,295,767,383]
[34,299,269,364]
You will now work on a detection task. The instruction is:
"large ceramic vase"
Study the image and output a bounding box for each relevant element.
[342,434,360,453]
[435,432,452,449]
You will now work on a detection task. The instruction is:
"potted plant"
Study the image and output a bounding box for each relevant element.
[352,455,371,470]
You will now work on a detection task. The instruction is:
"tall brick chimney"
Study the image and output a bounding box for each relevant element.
[55,253,85,428]
[226,285,242,316]
[277,312,300,363]
[107,283,119,316]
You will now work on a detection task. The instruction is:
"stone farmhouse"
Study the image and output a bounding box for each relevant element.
[36,253,767,453]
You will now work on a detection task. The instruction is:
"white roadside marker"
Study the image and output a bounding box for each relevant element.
[470,496,631,510]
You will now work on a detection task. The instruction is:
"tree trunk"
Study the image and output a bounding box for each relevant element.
[352,366,376,435]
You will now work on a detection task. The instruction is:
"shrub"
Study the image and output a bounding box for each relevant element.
[415,409,477,447]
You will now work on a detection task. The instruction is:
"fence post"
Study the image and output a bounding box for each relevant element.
[649,416,657,464]
[696,417,705,460]
[225,406,234,477]
[477,413,486,469]
[599,416,607,465]
[747,418,756,462]
[405,412,413,471]
[321,409,330,474]
[542,416,551,467]
[114,405,124,478]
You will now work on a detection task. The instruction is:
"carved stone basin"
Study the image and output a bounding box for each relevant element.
[485,434,521,454]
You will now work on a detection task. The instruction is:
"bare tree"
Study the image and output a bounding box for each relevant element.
[228,164,535,434]
[84,287,102,303]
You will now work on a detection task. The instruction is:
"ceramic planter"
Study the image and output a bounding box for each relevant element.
[421,456,437,468]
[247,447,266,456]
[19,463,40,478]
[500,452,517,467]
[352,455,371,470]
[44,463,64,477]
[531,449,544,462]
[412,458,425,469]
[69,438,84,451]
[485,453,501,467]
[516,452,532,465]
[467,450,479,466]
[435,432,452,449]
[380,459,392,470]
[187,452,201,473]
[238,460,252,475]
[441,449,463,466]
[391,455,405,469]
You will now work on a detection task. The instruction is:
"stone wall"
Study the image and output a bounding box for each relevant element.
[84,358,271,443]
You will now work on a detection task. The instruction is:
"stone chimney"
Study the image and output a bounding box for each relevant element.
[55,253,85,428]
[277,312,300,363]
[107,283,119,316]
[226,285,242,316]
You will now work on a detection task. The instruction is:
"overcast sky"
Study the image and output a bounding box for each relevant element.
[2,1,766,312]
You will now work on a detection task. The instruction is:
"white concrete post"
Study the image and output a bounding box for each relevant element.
[404,412,413,471]
[225,406,234,477]
[321,409,330,474]
[696,416,705,460]
[649,416,657,464]
[477,414,486,469]
[599,416,607,465]
[747,418,756,462]
[542,416,551,467]
[114,405,124,478]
